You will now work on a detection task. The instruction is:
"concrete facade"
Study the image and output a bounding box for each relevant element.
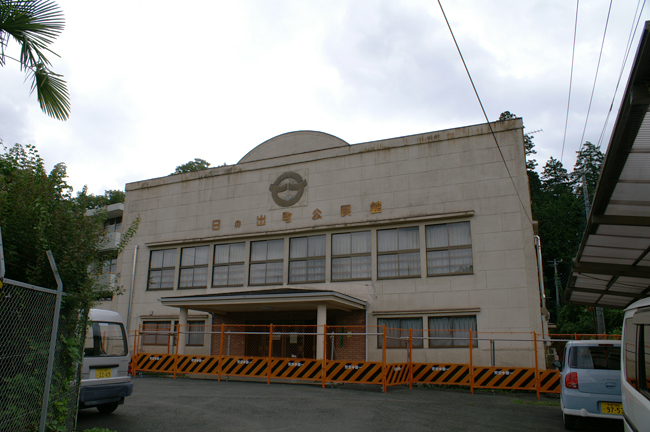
[109,120,545,365]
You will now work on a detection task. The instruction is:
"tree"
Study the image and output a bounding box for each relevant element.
[571,141,605,212]
[173,158,211,174]
[0,0,70,120]
[76,186,125,209]
[498,111,538,172]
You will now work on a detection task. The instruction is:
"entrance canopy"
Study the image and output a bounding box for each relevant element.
[565,22,650,309]
[159,288,367,315]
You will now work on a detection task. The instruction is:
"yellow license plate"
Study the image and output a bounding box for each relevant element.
[95,368,111,379]
[601,402,623,415]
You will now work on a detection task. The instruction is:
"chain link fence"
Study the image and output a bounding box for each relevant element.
[0,279,79,432]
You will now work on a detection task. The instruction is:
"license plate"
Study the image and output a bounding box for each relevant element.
[95,368,111,379]
[601,402,623,415]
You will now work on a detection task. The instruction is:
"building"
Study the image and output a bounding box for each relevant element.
[86,202,124,304]
[113,119,545,366]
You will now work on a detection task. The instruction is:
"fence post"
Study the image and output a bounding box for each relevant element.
[321,324,327,389]
[219,324,225,382]
[534,332,540,399]
[469,330,474,395]
[174,323,181,379]
[382,325,387,394]
[409,328,413,390]
[268,325,273,385]
[39,251,64,432]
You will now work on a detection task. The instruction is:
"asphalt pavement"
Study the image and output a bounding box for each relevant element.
[76,376,623,432]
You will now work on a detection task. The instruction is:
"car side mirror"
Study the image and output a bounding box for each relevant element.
[552,360,562,370]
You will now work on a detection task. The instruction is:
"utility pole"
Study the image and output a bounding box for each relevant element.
[582,172,607,335]
[548,259,562,309]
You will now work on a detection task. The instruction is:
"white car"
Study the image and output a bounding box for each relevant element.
[79,309,133,413]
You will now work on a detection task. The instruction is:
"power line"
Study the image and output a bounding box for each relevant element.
[436,0,533,226]
[560,0,580,164]
[576,0,613,158]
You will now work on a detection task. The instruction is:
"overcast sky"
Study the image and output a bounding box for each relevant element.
[1,0,648,195]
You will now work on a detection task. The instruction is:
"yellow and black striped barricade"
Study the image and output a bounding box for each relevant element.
[324,361,384,385]
[385,363,410,387]
[221,356,268,379]
[270,358,323,381]
[134,353,176,374]
[175,355,220,376]
[411,363,471,386]
[472,367,537,391]
[538,370,561,393]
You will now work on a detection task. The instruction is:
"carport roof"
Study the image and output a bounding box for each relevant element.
[158,288,368,314]
[565,22,650,309]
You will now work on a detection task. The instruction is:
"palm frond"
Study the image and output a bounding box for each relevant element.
[32,63,70,120]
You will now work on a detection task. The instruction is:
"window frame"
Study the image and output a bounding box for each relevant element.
[178,246,210,289]
[425,221,473,277]
[427,315,478,348]
[331,231,371,282]
[377,227,421,279]
[377,317,424,349]
[212,242,245,287]
[186,320,205,346]
[289,235,326,284]
[249,239,285,286]
[141,321,172,346]
[147,249,177,290]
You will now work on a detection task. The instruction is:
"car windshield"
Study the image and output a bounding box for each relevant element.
[568,345,620,370]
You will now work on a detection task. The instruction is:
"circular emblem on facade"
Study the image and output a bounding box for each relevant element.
[269,172,307,207]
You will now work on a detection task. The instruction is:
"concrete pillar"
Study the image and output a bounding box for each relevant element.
[316,304,327,360]
[178,307,188,355]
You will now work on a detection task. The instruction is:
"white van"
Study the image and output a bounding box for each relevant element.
[79,309,133,413]
[621,297,650,432]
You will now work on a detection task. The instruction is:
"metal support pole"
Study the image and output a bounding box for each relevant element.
[126,244,138,332]
[321,325,327,389]
[469,331,474,395]
[382,325,387,394]
[268,325,273,385]
[409,328,413,390]
[490,340,495,367]
[218,324,224,382]
[534,332,540,399]
[0,227,5,281]
[39,251,64,432]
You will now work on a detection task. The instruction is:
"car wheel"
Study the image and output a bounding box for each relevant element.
[563,412,577,430]
[97,403,119,414]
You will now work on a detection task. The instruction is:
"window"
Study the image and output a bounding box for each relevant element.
[142,321,172,345]
[332,231,371,281]
[250,239,284,285]
[377,318,423,348]
[179,246,209,288]
[213,243,245,287]
[569,345,620,370]
[428,316,477,348]
[187,321,205,346]
[105,217,122,233]
[625,317,637,388]
[643,325,650,399]
[426,222,473,275]
[289,235,325,283]
[103,258,117,275]
[377,227,420,278]
[148,249,176,290]
[84,321,127,357]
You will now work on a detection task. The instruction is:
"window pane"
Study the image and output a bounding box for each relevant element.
[378,229,398,252]
[230,243,245,263]
[307,259,325,281]
[179,268,194,287]
[643,325,650,391]
[195,246,209,266]
[427,250,449,275]
[266,261,283,283]
[332,233,350,255]
[229,264,244,285]
[449,222,471,246]
[251,241,267,261]
[449,248,472,273]
[250,263,267,285]
[308,236,326,257]
[452,316,477,347]
[289,260,307,283]
[332,257,351,281]
[429,317,453,347]
[351,231,371,254]
[351,256,371,279]
[151,250,164,268]
[193,266,208,287]
[624,319,637,387]
[378,254,399,278]
[399,252,420,276]
[149,270,162,289]
[214,244,230,264]
[213,266,228,286]
[267,239,284,260]
[163,249,176,267]
[290,237,308,259]
[399,227,420,250]
[161,269,175,288]
[426,224,448,249]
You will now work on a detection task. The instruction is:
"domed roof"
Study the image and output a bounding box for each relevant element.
[238,131,349,163]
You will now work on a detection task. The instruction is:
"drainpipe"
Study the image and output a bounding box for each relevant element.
[534,236,546,310]
[126,245,138,332]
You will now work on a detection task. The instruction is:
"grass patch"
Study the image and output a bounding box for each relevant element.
[512,398,560,407]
